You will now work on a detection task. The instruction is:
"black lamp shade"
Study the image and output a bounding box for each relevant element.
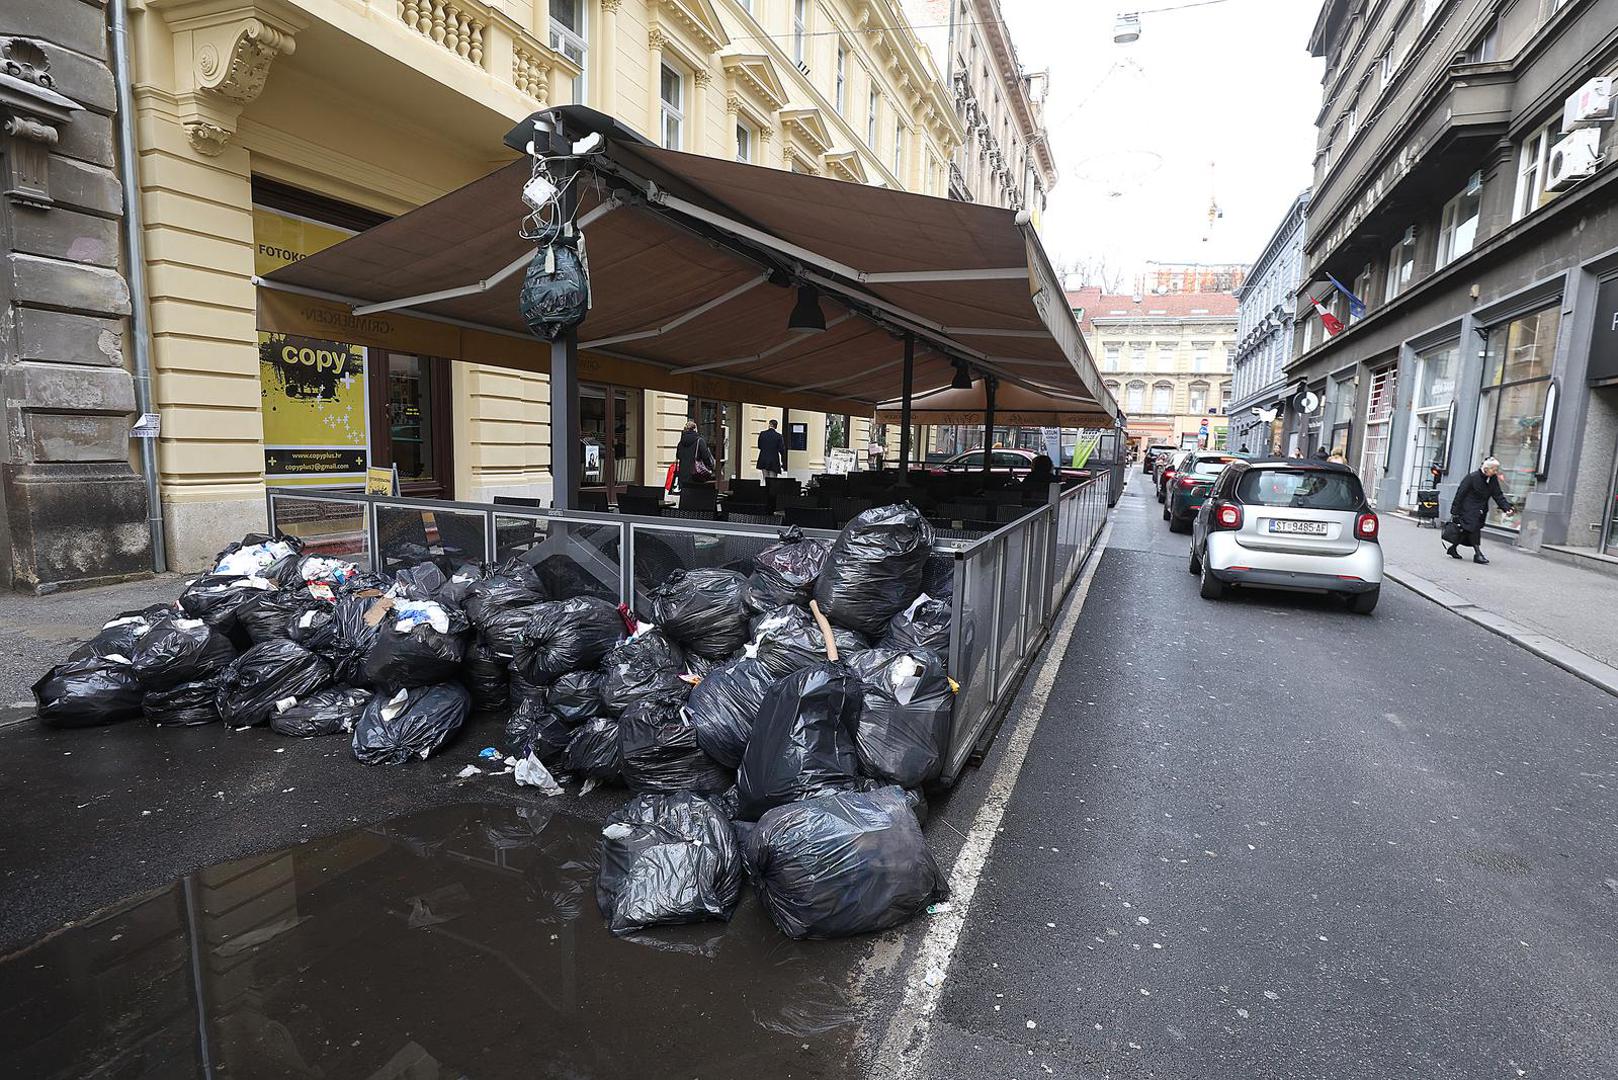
[787,285,826,333]
[950,363,974,390]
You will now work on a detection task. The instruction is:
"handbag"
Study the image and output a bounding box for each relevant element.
[1440,519,1463,546]
[693,438,715,482]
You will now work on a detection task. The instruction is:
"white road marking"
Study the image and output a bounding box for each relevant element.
[869,514,1116,1078]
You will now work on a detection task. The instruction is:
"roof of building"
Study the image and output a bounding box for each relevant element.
[1066,289,1239,332]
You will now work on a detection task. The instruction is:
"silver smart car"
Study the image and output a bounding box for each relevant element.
[1188,458,1384,614]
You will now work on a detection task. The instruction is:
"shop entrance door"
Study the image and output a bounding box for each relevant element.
[580,383,642,502]
[694,398,740,489]
[371,352,453,498]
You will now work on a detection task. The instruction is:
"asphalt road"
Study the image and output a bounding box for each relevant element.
[916,477,1618,1079]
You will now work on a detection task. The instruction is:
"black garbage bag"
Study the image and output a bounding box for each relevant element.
[744,527,832,614]
[649,569,750,659]
[462,639,511,712]
[735,660,863,821]
[812,503,935,636]
[513,596,626,684]
[463,562,544,628]
[215,639,333,729]
[618,698,733,795]
[320,594,383,685]
[435,563,487,610]
[599,630,689,715]
[287,604,339,656]
[178,575,277,640]
[746,785,948,940]
[750,606,869,680]
[142,676,222,727]
[846,648,954,788]
[235,588,321,645]
[390,561,448,602]
[685,657,777,770]
[260,551,306,587]
[684,652,723,681]
[504,695,574,763]
[128,618,236,690]
[33,656,143,728]
[548,669,604,725]
[920,554,955,601]
[69,605,175,662]
[880,595,952,661]
[565,718,622,782]
[351,682,469,765]
[477,602,542,658]
[596,791,742,934]
[361,603,470,689]
[519,235,589,342]
[340,570,391,595]
[271,685,373,738]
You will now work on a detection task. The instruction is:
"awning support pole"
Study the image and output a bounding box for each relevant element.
[546,117,580,510]
[899,333,915,475]
[982,376,998,475]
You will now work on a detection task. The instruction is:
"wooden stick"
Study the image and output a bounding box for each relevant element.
[808,600,838,662]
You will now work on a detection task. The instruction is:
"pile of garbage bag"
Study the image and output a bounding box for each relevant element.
[39,504,963,943]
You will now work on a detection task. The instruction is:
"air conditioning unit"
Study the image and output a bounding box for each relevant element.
[1562,76,1615,132]
[1546,128,1603,191]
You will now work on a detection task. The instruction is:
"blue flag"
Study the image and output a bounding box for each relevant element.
[1325,272,1367,320]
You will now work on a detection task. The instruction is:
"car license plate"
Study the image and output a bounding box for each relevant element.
[1270,519,1328,535]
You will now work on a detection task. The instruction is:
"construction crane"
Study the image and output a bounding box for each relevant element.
[1203,160,1223,244]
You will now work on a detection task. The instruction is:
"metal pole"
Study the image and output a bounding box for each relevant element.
[899,333,915,476]
[545,115,580,510]
[781,406,790,476]
[110,0,166,571]
[981,376,997,475]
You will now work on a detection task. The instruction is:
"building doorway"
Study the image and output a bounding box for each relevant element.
[579,383,643,502]
[370,352,453,498]
[692,398,740,487]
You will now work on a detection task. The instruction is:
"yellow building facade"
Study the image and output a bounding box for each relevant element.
[130,0,961,565]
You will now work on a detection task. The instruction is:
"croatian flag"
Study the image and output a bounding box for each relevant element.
[1309,295,1344,337]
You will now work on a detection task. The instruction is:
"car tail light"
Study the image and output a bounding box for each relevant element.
[1178,476,1197,488]
[1355,511,1379,541]
[1212,501,1243,531]
[1162,469,1176,481]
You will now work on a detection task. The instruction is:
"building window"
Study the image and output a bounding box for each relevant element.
[659,63,684,150]
[893,120,903,173]
[735,121,753,163]
[835,46,847,113]
[1422,0,1444,21]
[1353,264,1374,318]
[1130,343,1147,368]
[1468,19,1499,62]
[1225,345,1236,369]
[1152,382,1174,413]
[867,89,879,146]
[549,0,587,104]
[1515,119,1559,221]
[1475,303,1562,528]
[1402,339,1459,505]
[1379,49,1396,90]
[1221,385,1232,413]
[1192,344,1211,372]
[1126,381,1145,412]
[1104,345,1120,371]
[1384,229,1416,302]
[1157,345,1175,369]
[1189,381,1210,415]
[1438,173,1482,267]
[1345,98,1359,141]
[793,0,808,64]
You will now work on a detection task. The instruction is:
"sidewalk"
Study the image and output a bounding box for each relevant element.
[1379,512,1618,693]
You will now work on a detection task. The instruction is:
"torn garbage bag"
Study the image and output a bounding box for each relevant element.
[69,606,173,662]
[735,660,863,821]
[215,639,333,729]
[744,527,831,614]
[812,503,934,636]
[142,676,222,727]
[547,669,604,725]
[235,588,321,645]
[745,785,948,940]
[514,596,626,684]
[271,685,372,738]
[649,569,750,659]
[847,648,954,788]
[599,629,688,715]
[178,575,277,640]
[750,606,869,680]
[879,594,951,661]
[128,618,236,690]
[618,698,733,795]
[685,657,776,770]
[362,601,469,689]
[33,656,144,728]
[351,682,469,765]
[565,718,622,783]
[597,791,742,935]
[503,696,574,764]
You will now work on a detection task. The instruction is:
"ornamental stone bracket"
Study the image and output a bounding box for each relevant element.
[0,38,84,208]
[149,0,307,156]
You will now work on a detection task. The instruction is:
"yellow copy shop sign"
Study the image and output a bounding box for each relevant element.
[260,331,370,485]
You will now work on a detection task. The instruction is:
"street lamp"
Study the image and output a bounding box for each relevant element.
[1113,13,1142,43]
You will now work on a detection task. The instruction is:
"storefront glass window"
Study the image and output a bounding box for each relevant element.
[1475,303,1561,528]
[386,354,434,481]
[1403,340,1457,506]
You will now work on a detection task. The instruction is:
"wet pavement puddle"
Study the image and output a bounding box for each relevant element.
[0,802,863,1079]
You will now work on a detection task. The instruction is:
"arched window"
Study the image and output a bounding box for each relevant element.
[1152,381,1173,413]
[1126,381,1146,412]
[1188,380,1210,415]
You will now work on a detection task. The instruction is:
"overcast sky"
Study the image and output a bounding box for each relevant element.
[998,0,1324,287]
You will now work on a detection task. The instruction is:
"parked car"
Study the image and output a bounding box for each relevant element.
[1164,452,1240,532]
[1156,450,1193,504]
[1188,458,1383,614]
[1142,443,1177,475]
[930,448,1086,480]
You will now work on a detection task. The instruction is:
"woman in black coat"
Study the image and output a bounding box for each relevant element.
[1447,456,1514,564]
[675,420,715,485]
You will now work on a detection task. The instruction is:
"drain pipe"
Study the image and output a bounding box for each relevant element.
[108,0,167,572]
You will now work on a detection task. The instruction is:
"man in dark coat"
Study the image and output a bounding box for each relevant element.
[756,418,786,479]
[1447,456,1514,563]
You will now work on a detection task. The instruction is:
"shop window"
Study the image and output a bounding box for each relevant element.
[579,384,643,497]
[1329,372,1357,455]
[1438,173,1482,267]
[1475,304,1561,527]
[549,0,587,104]
[660,63,684,150]
[1403,340,1458,505]
[371,352,453,499]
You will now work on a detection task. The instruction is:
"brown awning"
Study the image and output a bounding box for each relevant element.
[260,106,1116,419]
[874,379,1115,428]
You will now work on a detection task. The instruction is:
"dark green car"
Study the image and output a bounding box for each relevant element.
[1164,453,1241,533]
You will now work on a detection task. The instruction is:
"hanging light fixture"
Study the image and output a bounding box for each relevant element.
[1113,12,1142,43]
[950,361,974,390]
[786,285,826,333]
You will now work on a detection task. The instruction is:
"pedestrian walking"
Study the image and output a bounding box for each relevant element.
[1327,448,1347,465]
[756,419,785,479]
[1446,456,1514,564]
[867,436,884,471]
[677,420,716,485]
